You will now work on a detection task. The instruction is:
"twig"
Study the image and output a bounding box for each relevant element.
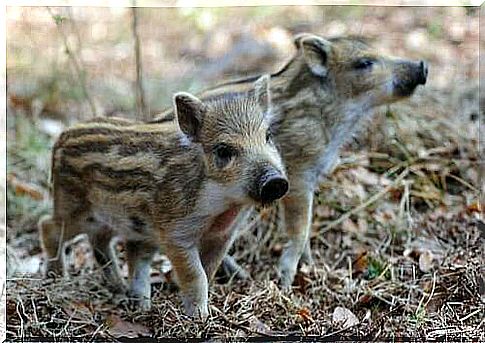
[318,168,409,233]
[446,173,480,193]
[458,308,482,322]
[131,2,148,121]
[46,7,97,118]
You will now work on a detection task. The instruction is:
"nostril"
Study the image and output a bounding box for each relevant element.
[260,177,289,203]
[419,60,428,83]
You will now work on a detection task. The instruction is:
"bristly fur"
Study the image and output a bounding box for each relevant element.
[38,74,288,318]
[149,33,427,287]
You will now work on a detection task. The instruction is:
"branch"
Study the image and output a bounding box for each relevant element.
[318,168,410,233]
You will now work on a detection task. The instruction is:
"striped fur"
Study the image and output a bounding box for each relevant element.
[39,75,289,318]
[151,33,427,287]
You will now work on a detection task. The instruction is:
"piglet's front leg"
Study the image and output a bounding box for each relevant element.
[165,243,209,318]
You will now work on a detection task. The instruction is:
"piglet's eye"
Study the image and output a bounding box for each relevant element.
[353,59,374,70]
[213,143,237,166]
[266,129,273,143]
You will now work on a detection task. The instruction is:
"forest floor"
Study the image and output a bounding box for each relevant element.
[5,5,484,341]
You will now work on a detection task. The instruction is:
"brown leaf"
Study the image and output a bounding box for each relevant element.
[8,94,31,111]
[314,205,333,219]
[64,302,93,321]
[357,294,374,305]
[106,314,151,338]
[7,173,44,200]
[466,202,484,215]
[357,218,368,233]
[296,307,313,322]
[259,207,273,221]
[389,187,403,202]
[293,263,312,293]
[352,250,369,276]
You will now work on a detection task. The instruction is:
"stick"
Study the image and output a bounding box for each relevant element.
[318,168,409,233]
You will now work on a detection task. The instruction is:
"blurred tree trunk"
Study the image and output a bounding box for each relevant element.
[132,4,148,121]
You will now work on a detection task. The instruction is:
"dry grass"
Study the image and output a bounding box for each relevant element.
[5,215,483,339]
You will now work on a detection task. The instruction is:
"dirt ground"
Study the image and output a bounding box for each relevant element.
[5,5,484,340]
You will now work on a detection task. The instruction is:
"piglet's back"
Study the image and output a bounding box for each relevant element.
[51,120,203,214]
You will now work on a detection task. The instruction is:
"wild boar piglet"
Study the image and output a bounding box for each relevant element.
[152,33,428,288]
[38,74,288,317]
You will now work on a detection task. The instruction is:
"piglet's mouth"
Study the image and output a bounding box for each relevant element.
[210,206,242,233]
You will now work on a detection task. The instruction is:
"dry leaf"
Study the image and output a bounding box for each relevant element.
[352,250,369,276]
[293,270,311,292]
[259,207,273,221]
[332,306,359,329]
[106,314,151,338]
[315,205,333,219]
[341,177,367,200]
[466,202,484,215]
[249,316,274,335]
[7,174,44,200]
[350,166,380,186]
[419,250,434,273]
[357,294,373,305]
[341,218,359,233]
[406,237,445,266]
[357,218,368,233]
[296,307,313,322]
[64,302,93,321]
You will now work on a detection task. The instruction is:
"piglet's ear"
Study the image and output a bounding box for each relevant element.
[293,32,315,48]
[294,34,332,77]
[173,92,206,141]
[253,74,271,115]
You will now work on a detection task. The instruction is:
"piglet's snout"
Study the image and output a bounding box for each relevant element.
[261,175,288,203]
[252,166,289,204]
[417,60,428,85]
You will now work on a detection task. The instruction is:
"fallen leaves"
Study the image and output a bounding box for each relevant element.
[418,250,435,273]
[249,316,275,336]
[466,202,484,215]
[352,250,369,277]
[106,314,151,338]
[296,307,313,323]
[332,306,359,329]
[64,301,95,322]
[293,264,312,293]
[7,173,45,201]
[405,237,445,274]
